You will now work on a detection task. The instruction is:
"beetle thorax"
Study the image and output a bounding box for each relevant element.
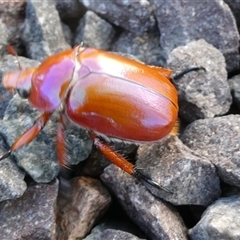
[28,49,76,111]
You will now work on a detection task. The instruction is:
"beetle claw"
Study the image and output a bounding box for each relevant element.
[133,170,173,193]
[0,150,12,161]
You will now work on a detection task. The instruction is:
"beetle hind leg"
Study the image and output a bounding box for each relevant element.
[56,115,70,169]
[89,132,171,192]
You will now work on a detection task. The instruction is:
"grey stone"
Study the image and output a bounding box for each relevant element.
[137,136,221,206]
[0,20,8,56]
[98,229,143,240]
[56,0,86,20]
[154,0,239,72]
[61,22,73,46]
[101,164,188,240]
[0,1,26,54]
[189,195,240,240]
[181,115,240,188]
[224,0,240,33]
[0,179,58,240]
[79,0,156,35]
[111,30,165,67]
[21,0,71,61]
[0,158,26,202]
[228,74,240,110]
[83,217,146,240]
[0,134,26,202]
[57,176,111,240]
[167,39,232,122]
[74,11,116,50]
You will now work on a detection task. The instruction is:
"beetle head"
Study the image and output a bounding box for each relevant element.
[2,68,35,98]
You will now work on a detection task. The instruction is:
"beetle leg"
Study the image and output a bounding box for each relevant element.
[89,132,172,192]
[90,132,134,175]
[56,115,68,168]
[0,112,52,160]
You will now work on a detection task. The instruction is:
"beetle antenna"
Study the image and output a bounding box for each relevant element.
[172,66,206,81]
[7,45,22,70]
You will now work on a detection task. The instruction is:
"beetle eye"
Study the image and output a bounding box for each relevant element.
[17,88,30,99]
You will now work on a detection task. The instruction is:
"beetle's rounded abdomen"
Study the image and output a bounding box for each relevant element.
[66,73,178,142]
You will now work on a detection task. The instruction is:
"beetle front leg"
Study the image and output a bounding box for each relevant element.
[0,112,52,160]
[89,132,171,192]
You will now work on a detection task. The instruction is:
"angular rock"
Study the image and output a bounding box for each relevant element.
[111,30,165,66]
[101,164,188,240]
[189,195,240,240]
[224,0,240,33]
[0,94,92,183]
[0,158,27,202]
[154,0,239,72]
[0,179,58,240]
[82,149,111,178]
[167,39,232,122]
[0,20,8,56]
[0,134,26,202]
[0,1,26,53]
[79,0,156,35]
[181,115,240,188]
[61,22,73,46]
[74,11,116,50]
[137,136,221,206]
[0,159,27,202]
[21,0,71,61]
[83,215,146,240]
[56,0,86,20]
[228,74,240,110]
[57,176,111,240]
[99,229,143,240]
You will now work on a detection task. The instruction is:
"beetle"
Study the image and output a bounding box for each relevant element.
[1,45,190,191]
